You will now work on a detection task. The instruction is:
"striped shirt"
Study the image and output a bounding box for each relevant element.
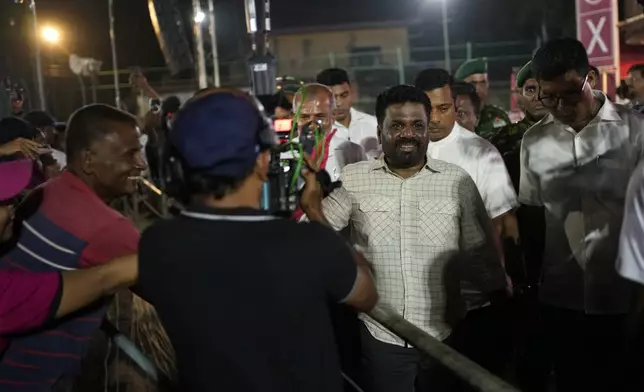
[0,171,139,390]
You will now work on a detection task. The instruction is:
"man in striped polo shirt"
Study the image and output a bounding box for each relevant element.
[0,104,146,390]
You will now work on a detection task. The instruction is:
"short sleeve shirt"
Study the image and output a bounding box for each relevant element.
[427,123,518,219]
[137,206,357,392]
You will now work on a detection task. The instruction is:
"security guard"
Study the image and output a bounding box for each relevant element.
[488,60,549,191]
[454,58,511,139]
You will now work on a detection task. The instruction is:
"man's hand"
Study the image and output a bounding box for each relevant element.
[299,153,323,213]
[143,109,162,137]
[0,138,42,160]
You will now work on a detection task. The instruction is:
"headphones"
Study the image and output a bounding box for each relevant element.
[162,88,278,200]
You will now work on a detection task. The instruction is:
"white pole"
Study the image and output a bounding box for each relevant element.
[441,0,451,72]
[30,0,46,110]
[207,0,220,87]
[193,0,208,89]
[108,0,120,108]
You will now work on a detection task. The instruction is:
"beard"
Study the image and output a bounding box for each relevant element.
[384,137,427,169]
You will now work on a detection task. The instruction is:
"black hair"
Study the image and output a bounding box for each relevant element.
[65,104,139,162]
[375,85,432,126]
[275,91,292,111]
[182,166,256,201]
[161,96,181,115]
[414,68,453,92]
[532,37,590,81]
[0,117,38,145]
[23,111,55,128]
[316,68,350,87]
[628,64,644,77]
[451,82,481,115]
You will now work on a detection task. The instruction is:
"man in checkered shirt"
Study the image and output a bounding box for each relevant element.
[304,85,507,391]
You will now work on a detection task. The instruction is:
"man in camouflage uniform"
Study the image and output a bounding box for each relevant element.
[454,58,511,139]
[488,60,548,191]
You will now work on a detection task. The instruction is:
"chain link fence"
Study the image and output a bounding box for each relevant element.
[272,40,539,114]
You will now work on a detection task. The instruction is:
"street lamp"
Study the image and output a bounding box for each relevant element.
[41,26,61,44]
[194,11,206,24]
[440,0,451,72]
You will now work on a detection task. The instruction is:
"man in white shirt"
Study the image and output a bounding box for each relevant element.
[414,68,518,377]
[305,85,506,392]
[520,38,644,392]
[316,68,380,159]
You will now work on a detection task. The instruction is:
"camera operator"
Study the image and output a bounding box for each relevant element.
[136,89,377,391]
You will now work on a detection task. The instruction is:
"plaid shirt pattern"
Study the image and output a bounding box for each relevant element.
[321,158,505,345]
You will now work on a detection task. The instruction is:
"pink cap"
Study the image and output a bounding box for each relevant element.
[0,159,34,202]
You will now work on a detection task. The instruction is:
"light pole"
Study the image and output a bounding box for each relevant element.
[207,0,220,87]
[441,0,451,72]
[192,1,208,89]
[30,0,47,110]
[108,0,120,108]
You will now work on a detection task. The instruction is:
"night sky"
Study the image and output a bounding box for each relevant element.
[0,0,575,117]
[23,0,575,69]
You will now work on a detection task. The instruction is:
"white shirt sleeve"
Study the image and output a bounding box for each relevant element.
[518,136,543,206]
[476,145,518,219]
[617,163,644,284]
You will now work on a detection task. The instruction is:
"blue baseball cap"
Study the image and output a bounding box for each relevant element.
[170,92,265,178]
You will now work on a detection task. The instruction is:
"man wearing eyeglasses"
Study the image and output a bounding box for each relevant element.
[519,38,644,392]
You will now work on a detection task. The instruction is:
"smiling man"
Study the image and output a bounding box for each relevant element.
[307,85,505,391]
[0,104,147,390]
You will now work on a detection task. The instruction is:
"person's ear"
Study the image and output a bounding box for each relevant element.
[80,149,95,176]
[255,150,271,182]
[588,69,599,90]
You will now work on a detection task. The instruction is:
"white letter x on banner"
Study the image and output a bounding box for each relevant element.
[586,16,608,54]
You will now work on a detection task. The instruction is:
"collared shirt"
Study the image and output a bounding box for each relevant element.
[519,92,644,314]
[617,161,644,284]
[427,122,518,219]
[138,206,356,392]
[334,107,380,160]
[321,158,505,345]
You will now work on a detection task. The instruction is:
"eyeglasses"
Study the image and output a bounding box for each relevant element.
[538,75,588,108]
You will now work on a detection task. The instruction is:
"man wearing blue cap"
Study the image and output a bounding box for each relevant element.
[135,88,377,392]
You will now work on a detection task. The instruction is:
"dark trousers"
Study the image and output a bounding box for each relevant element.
[360,324,453,392]
[453,305,511,376]
[541,305,632,392]
[329,303,364,391]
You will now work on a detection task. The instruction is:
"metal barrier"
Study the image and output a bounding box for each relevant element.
[116,191,522,392]
[370,305,520,392]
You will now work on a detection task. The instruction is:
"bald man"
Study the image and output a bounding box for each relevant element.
[291,83,367,181]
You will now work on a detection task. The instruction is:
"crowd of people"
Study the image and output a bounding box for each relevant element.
[0,36,643,392]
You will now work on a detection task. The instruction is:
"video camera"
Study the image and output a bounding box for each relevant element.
[261,120,339,217]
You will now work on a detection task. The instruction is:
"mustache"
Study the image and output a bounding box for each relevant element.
[428,123,449,131]
[395,138,421,147]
